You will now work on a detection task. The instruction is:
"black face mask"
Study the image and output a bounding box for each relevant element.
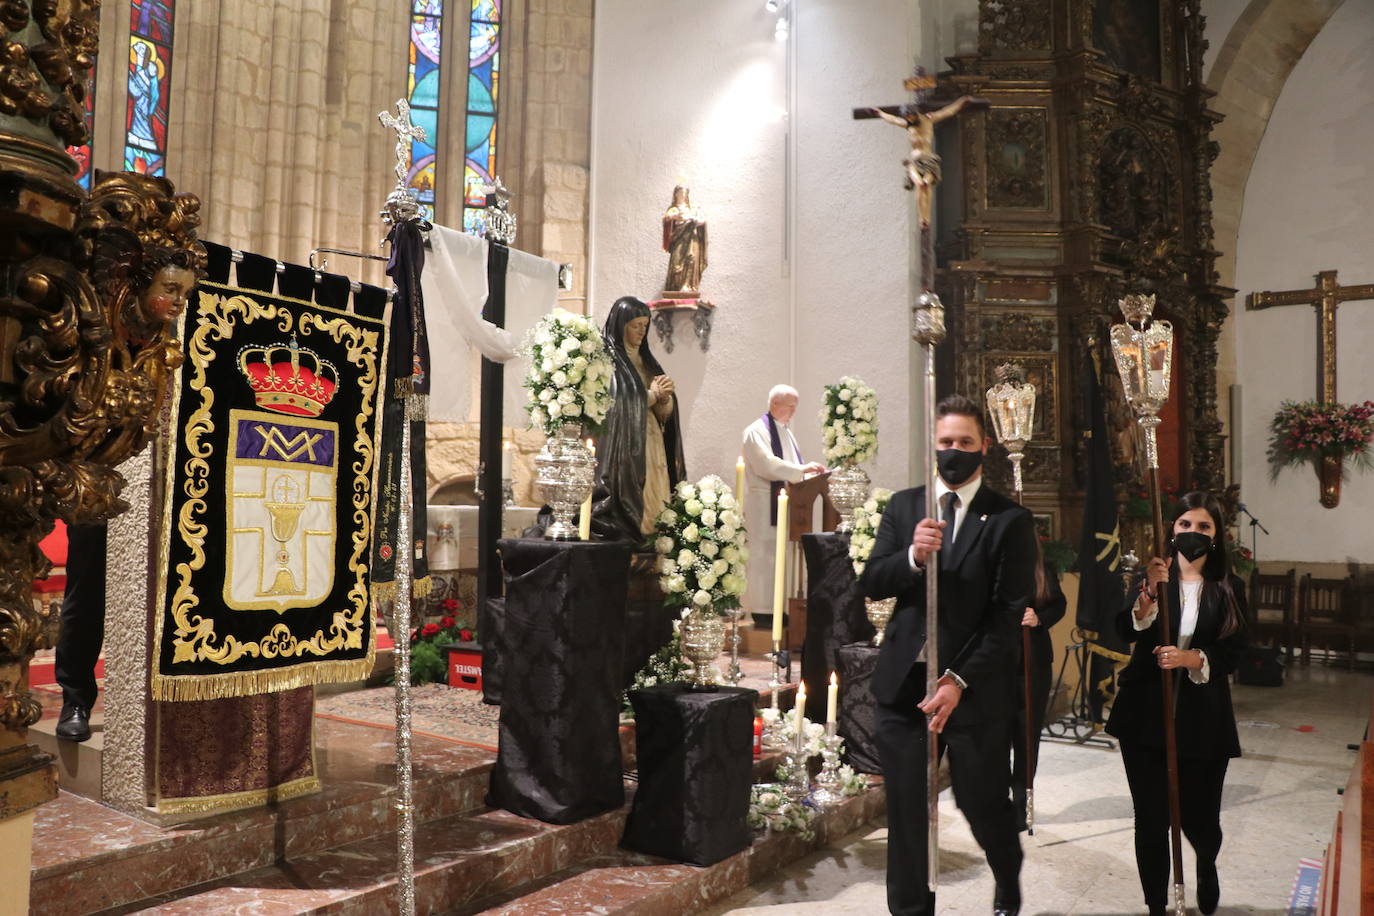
[936,448,984,487]
[1173,531,1212,562]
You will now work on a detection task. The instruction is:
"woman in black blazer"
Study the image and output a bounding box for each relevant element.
[1011,548,1066,830]
[1106,491,1247,916]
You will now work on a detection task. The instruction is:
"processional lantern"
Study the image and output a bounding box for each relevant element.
[1109,293,1174,470]
[985,363,1036,494]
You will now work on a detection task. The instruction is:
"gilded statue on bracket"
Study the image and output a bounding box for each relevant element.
[661,185,707,297]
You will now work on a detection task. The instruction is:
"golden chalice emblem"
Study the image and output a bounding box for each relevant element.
[261,475,306,596]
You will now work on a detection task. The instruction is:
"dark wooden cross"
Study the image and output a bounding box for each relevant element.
[1247,269,1374,404]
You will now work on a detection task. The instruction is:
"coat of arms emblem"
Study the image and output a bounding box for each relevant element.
[226,337,340,612]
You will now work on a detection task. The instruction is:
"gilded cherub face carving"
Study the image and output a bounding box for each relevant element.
[138,264,197,323]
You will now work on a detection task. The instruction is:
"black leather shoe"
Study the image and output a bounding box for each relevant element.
[1198,859,1220,914]
[993,885,1021,916]
[56,704,91,742]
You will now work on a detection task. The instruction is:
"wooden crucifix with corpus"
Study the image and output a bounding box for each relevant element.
[1247,269,1374,405]
[853,68,989,291]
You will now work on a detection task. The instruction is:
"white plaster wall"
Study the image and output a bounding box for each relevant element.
[1233,0,1374,564]
[590,0,922,493]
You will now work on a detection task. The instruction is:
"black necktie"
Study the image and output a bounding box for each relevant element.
[942,491,959,535]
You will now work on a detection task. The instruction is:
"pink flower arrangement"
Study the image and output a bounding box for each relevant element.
[1268,400,1374,474]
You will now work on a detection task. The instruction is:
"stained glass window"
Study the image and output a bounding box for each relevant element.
[124,0,175,176]
[406,0,444,221]
[401,1,503,229]
[66,77,96,190]
[463,0,501,234]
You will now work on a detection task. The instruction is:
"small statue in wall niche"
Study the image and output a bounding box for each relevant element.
[661,185,707,297]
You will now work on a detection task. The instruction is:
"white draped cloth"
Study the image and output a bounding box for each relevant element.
[741,415,806,617]
[418,223,562,423]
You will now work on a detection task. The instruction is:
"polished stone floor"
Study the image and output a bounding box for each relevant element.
[707,663,1370,916]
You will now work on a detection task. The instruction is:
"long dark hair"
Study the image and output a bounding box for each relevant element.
[1032,536,1051,608]
[1168,490,1244,637]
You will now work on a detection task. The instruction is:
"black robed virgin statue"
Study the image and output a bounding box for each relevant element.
[591,297,687,541]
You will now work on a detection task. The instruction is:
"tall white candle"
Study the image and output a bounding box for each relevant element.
[772,489,789,642]
[502,439,513,479]
[735,455,746,509]
[826,671,838,725]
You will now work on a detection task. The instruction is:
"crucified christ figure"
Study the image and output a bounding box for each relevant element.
[869,96,975,228]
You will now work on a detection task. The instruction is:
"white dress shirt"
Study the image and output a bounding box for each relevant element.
[908,472,983,570]
[1134,578,1210,683]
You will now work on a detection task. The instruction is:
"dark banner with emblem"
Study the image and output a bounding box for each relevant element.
[1075,349,1129,719]
[152,280,387,701]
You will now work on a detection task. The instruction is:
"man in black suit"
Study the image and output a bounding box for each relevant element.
[860,394,1037,916]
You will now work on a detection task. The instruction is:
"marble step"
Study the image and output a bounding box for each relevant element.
[30,721,497,916]
[88,802,633,915]
[454,780,889,916]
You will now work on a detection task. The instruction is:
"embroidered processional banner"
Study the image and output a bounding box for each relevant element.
[152,281,387,701]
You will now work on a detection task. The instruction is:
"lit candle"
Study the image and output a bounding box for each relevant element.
[794,683,806,737]
[735,455,746,508]
[502,439,513,479]
[578,440,595,540]
[772,489,789,642]
[826,671,838,726]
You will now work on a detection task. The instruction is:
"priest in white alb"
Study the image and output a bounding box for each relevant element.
[741,384,825,626]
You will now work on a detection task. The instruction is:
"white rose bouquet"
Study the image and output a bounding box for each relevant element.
[820,376,879,466]
[522,308,615,436]
[848,487,892,578]
[653,474,749,613]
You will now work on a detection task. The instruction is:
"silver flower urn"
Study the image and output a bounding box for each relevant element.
[680,607,727,689]
[865,597,896,646]
[535,422,596,540]
[829,463,871,533]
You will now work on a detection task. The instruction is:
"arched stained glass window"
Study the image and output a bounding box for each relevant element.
[463,0,502,234]
[406,0,444,221]
[401,0,503,230]
[125,0,176,177]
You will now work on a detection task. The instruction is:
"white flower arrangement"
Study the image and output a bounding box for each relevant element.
[654,474,749,613]
[820,376,879,466]
[522,308,615,437]
[848,487,893,578]
[747,784,817,840]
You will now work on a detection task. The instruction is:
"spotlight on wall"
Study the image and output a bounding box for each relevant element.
[765,0,781,11]
[774,16,789,41]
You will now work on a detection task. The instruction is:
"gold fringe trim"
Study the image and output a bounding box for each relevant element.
[157,774,321,818]
[371,577,432,604]
[150,653,375,702]
[406,393,428,421]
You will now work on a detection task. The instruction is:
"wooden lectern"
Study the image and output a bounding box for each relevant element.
[782,473,839,652]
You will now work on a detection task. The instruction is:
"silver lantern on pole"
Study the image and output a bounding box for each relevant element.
[1108,292,1186,916]
[985,363,1036,495]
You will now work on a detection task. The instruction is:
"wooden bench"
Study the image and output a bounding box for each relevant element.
[1319,690,1374,914]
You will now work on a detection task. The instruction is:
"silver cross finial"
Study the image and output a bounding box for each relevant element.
[378,99,427,190]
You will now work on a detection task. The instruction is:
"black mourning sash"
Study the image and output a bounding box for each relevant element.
[372,221,432,599]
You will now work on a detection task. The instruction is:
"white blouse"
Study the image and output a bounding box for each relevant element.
[1134,578,1210,684]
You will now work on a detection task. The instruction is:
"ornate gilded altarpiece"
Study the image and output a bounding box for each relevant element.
[933,0,1232,551]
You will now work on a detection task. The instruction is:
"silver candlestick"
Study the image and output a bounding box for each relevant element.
[810,725,846,807]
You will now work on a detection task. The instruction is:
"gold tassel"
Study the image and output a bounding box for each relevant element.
[372,580,398,603]
[413,575,433,598]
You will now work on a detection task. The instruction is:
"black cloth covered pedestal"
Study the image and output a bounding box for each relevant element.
[622,685,756,866]
[486,538,632,824]
[801,533,875,723]
[480,596,505,705]
[621,555,675,688]
[835,642,883,774]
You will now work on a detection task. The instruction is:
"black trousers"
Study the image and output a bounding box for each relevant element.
[1119,741,1229,910]
[1010,645,1053,826]
[53,523,107,710]
[877,670,1022,916]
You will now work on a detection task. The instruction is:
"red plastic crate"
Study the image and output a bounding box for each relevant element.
[445,643,483,691]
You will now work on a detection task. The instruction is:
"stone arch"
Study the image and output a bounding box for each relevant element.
[1206,0,1346,445]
